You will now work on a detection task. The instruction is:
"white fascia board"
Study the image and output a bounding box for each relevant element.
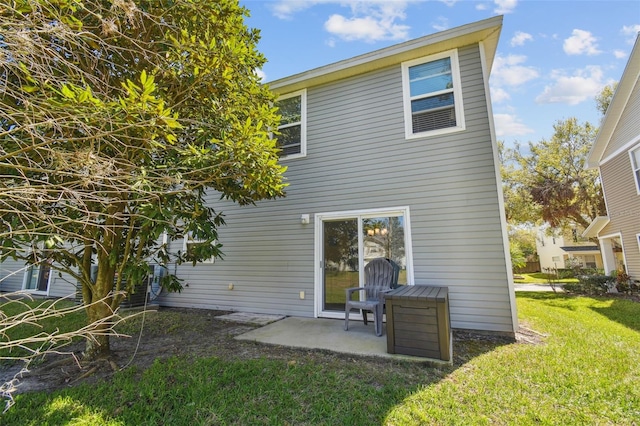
[586,34,640,169]
[582,216,610,238]
[269,16,503,94]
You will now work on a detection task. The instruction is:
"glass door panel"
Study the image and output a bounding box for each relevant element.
[363,216,407,285]
[323,219,358,311]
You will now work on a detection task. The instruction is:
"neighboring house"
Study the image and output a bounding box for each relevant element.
[536,227,603,271]
[584,34,640,278]
[1,17,518,336]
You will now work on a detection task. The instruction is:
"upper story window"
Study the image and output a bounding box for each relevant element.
[630,145,640,194]
[275,89,307,159]
[402,50,465,139]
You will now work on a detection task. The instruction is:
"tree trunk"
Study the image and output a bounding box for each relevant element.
[84,324,111,359]
[82,262,121,360]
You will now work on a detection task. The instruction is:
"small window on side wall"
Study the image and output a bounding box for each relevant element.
[630,145,640,194]
[275,89,306,159]
[183,233,216,264]
[402,50,465,139]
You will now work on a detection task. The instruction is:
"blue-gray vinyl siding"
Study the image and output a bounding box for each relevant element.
[0,258,26,293]
[0,257,77,298]
[158,44,515,333]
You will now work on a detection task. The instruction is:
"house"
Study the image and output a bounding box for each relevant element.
[535,227,603,272]
[1,17,517,336]
[584,34,640,278]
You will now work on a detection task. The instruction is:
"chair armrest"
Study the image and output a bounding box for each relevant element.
[345,287,365,298]
[378,289,393,301]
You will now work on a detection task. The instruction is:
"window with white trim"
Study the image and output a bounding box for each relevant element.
[275,89,306,159]
[183,232,216,264]
[630,145,640,193]
[637,233,640,253]
[402,50,465,139]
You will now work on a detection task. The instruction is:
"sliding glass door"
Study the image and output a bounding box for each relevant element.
[317,208,411,318]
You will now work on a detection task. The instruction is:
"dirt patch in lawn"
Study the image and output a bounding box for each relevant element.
[1,307,534,397]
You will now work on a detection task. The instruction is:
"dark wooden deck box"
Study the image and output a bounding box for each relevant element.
[385,285,451,361]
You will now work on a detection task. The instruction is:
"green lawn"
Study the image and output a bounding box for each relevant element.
[2,293,639,424]
[1,298,87,363]
[514,272,579,284]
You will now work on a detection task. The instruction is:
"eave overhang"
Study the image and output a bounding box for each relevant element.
[586,34,640,169]
[267,15,503,95]
[582,216,610,238]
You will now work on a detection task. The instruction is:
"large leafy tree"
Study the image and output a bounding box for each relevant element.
[0,0,286,359]
[498,141,540,225]
[505,118,605,230]
[595,82,618,116]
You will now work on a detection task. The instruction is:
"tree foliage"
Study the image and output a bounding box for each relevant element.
[498,141,540,225]
[595,82,618,116]
[0,0,286,358]
[501,118,606,231]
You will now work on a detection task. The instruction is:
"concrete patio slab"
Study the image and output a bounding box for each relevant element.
[214,312,286,326]
[235,316,449,365]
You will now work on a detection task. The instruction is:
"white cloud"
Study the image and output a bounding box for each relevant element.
[614,49,627,59]
[476,3,487,10]
[510,31,532,47]
[494,0,517,14]
[438,0,458,6]
[271,0,317,19]
[432,17,449,32]
[324,14,410,42]
[491,54,539,87]
[271,1,415,43]
[535,66,605,105]
[494,113,534,137]
[491,87,511,103]
[323,1,412,42]
[622,24,640,43]
[563,29,602,56]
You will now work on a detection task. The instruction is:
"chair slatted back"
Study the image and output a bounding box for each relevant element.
[364,258,395,300]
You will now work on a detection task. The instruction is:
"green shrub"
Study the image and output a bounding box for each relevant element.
[565,274,611,295]
[556,268,575,279]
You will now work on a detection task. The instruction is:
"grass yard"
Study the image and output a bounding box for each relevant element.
[2,293,639,425]
[0,298,87,363]
[514,272,579,284]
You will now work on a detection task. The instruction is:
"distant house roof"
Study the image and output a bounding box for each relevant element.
[586,34,640,169]
[268,15,503,94]
[560,246,600,253]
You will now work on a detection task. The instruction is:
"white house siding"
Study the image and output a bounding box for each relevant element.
[599,151,640,278]
[159,43,515,334]
[602,81,640,159]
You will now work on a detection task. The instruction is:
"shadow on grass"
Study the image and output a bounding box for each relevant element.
[5,355,432,424]
[518,291,640,332]
[590,298,640,332]
[515,291,582,311]
[3,335,516,424]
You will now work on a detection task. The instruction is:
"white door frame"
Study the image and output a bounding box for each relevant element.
[314,206,413,319]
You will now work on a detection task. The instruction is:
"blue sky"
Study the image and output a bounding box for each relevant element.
[240,0,640,148]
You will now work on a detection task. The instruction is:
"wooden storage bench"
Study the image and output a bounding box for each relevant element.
[385,285,451,361]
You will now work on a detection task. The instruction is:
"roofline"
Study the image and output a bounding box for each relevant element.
[586,33,640,169]
[582,216,610,238]
[267,15,503,94]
